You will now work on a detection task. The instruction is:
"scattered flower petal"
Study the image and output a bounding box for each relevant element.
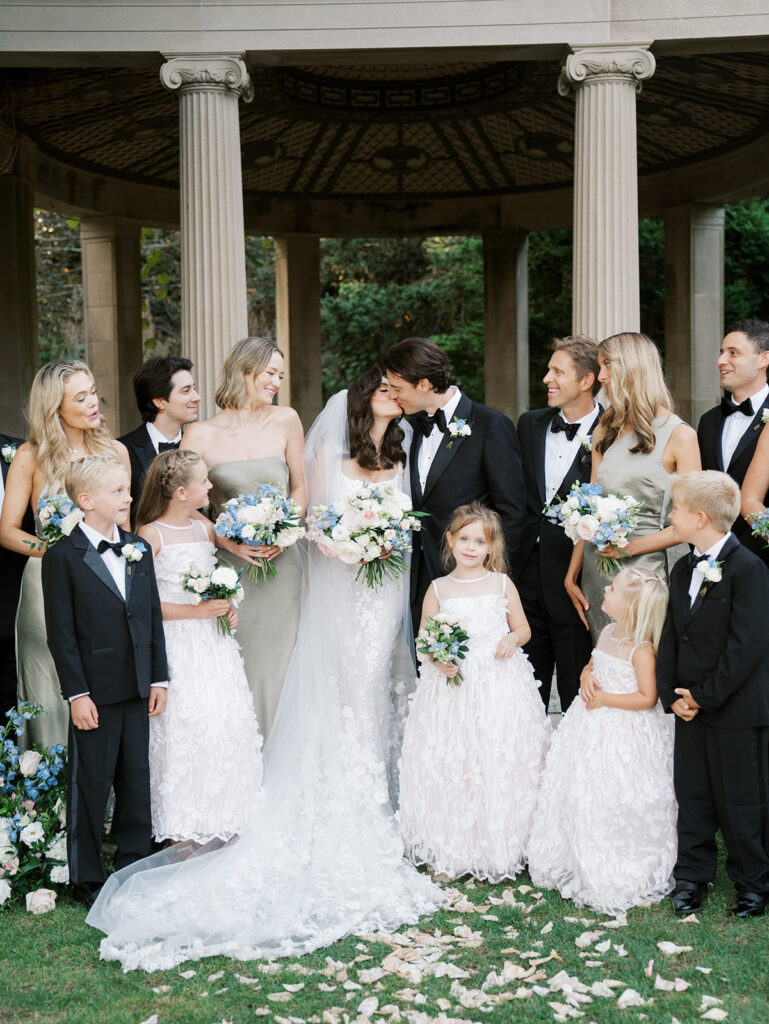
[657,942,693,955]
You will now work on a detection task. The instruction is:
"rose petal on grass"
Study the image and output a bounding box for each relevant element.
[679,913,700,923]
[179,970,196,979]
[254,1011,270,1017]
[575,929,605,948]
[152,986,171,994]
[658,941,693,955]
[695,967,713,975]
[594,940,611,954]
[207,972,224,982]
[616,988,646,1009]
[284,984,305,992]
[644,959,654,978]
[701,1011,728,1022]
[613,944,629,957]
[700,997,723,1009]
[541,921,554,935]
[268,992,293,1002]
[654,975,676,991]
[138,1016,158,1024]
[234,974,260,986]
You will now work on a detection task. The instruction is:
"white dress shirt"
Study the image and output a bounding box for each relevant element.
[688,532,732,607]
[146,421,182,454]
[721,385,768,468]
[417,387,463,492]
[0,469,5,517]
[544,403,599,505]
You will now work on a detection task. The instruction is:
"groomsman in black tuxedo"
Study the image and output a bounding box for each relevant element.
[697,319,769,564]
[0,434,33,714]
[42,455,168,907]
[517,337,602,712]
[657,471,769,919]
[384,337,525,630]
[119,355,200,524]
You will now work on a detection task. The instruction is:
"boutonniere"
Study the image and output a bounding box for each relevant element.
[756,409,769,432]
[696,556,723,597]
[121,542,146,575]
[446,417,471,449]
[2,444,17,464]
[577,432,592,464]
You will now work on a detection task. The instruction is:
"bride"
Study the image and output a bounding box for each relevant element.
[87,366,444,969]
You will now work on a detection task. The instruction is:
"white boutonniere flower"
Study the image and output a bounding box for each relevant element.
[1,444,17,463]
[696,556,723,595]
[577,432,592,463]
[446,417,471,449]
[761,409,769,428]
[121,541,146,575]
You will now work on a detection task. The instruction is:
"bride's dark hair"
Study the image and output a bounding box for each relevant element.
[347,365,406,471]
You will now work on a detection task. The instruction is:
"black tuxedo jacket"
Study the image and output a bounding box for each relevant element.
[0,434,34,640]
[118,423,157,523]
[409,394,525,588]
[517,406,603,624]
[697,396,769,562]
[656,533,769,729]
[41,523,167,705]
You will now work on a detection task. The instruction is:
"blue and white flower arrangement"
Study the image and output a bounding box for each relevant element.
[415,613,470,685]
[25,493,83,552]
[545,480,642,573]
[695,556,723,597]
[446,417,471,449]
[214,484,304,582]
[1,444,17,464]
[120,541,145,574]
[750,507,769,548]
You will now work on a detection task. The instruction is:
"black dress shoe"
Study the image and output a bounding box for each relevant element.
[730,891,767,918]
[671,882,707,915]
[69,884,101,909]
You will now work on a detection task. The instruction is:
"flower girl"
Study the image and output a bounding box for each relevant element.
[399,503,550,881]
[528,567,676,915]
[135,450,263,844]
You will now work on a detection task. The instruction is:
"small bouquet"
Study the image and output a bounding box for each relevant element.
[26,493,83,551]
[416,613,470,685]
[545,481,642,573]
[213,484,304,583]
[750,508,769,547]
[181,562,245,637]
[306,482,425,590]
[0,704,68,908]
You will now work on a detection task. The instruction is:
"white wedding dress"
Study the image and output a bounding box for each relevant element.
[87,394,444,970]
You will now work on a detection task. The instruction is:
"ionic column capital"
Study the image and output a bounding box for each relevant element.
[558,43,656,96]
[160,52,253,103]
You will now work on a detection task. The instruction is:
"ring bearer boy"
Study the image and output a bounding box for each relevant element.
[42,455,168,907]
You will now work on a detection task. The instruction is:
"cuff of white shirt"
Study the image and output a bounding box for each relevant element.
[153,682,169,688]
[68,693,89,702]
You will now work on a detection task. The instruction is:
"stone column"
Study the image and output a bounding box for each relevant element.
[0,140,37,436]
[664,204,725,426]
[80,217,143,437]
[274,234,323,429]
[160,53,253,418]
[483,230,529,420]
[559,44,656,340]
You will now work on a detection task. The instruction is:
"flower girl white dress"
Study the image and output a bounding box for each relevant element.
[399,571,550,881]
[147,518,263,843]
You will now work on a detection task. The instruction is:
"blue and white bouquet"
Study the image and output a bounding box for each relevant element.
[307,481,425,590]
[181,562,245,637]
[0,704,67,910]
[26,493,83,551]
[415,613,470,685]
[545,481,642,573]
[213,484,304,583]
[750,508,769,547]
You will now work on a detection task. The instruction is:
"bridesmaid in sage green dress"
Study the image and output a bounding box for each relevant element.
[181,338,305,740]
[564,333,701,642]
[0,361,130,750]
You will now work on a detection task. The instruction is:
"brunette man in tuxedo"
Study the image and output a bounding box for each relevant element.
[517,337,602,712]
[42,455,167,907]
[0,434,33,714]
[384,337,525,631]
[657,471,769,919]
[697,319,769,565]
[119,355,200,523]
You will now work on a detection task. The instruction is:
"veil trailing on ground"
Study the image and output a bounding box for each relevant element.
[87,391,443,971]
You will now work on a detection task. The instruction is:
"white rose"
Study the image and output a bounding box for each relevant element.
[704,566,722,583]
[25,888,56,914]
[19,822,44,847]
[335,540,365,564]
[576,515,600,542]
[0,878,11,905]
[240,524,256,540]
[331,523,351,543]
[275,526,303,548]
[210,566,239,590]
[46,833,67,863]
[193,577,209,594]
[50,864,69,885]
[18,750,42,777]
[0,820,14,860]
[38,507,51,524]
[60,510,83,536]
[236,505,260,524]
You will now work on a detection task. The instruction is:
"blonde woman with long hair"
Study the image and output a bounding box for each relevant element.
[180,337,305,739]
[564,332,700,639]
[0,361,130,748]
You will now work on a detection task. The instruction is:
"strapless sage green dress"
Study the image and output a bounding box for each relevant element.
[16,483,69,751]
[208,458,303,740]
[582,415,689,642]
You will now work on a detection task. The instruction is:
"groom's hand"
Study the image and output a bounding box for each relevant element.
[565,574,590,630]
[70,695,99,731]
[671,696,698,721]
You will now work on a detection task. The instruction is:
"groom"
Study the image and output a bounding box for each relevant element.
[384,337,525,630]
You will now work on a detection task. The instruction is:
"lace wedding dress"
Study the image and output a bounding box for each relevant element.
[87,393,444,970]
[528,627,677,915]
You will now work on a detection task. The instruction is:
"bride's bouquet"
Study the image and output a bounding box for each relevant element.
[25,493,84,552]
[181,562,245,637]
[749,508,769,547]
[213,485,304,583]
[545,481,642,573]
[415,613,470,685]
[306,481,425,590]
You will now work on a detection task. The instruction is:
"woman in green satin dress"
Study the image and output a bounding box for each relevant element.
[564,333,701,642]
[181,338,306,740]
[0,361,131,750]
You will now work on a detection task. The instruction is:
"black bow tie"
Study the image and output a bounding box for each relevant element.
[158,440,180,452]
[414,408,447,438]
[97,540,124,557]
[684,551,702,573]
[721,396,754,418]
[550,417,580,442]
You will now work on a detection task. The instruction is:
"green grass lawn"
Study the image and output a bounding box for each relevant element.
[1,862,767,1024]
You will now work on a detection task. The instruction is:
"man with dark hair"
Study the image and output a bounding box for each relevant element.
[119,356,200,521]
[698,319,769,565]
[384,336,525,630]
[517,336,602,712]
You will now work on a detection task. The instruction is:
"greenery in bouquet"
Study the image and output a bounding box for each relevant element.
[749,507,769,546]
[0,704,68,907]
[545,481,642,573]
[213,484,304,583]
[307,481,426,590]
[25,493,84,552]
[415,613,470,685]
[181,562,245,637]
